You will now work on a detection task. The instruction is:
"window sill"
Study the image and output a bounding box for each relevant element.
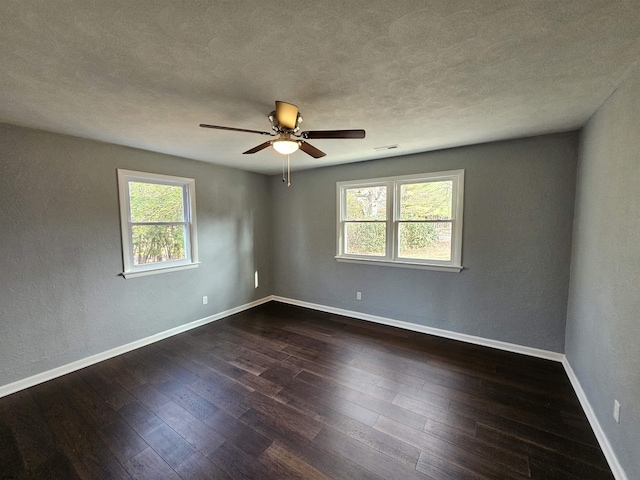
[335,256,462,272]
[121,262,200,279]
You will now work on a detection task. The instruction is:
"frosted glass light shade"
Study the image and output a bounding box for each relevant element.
[273,139,299,155]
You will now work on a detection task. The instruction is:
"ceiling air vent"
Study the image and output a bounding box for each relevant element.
[374,144,400,152]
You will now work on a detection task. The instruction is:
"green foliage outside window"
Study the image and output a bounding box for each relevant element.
[399,222,440,250]
[129,182,187,265]
[399,181,452,220]
[398,180,452,254]
[346,222,386,255]
[345,181,452,256]
[345,185,386,255]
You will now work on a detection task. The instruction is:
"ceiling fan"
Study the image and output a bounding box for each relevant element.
[200,101,365,158]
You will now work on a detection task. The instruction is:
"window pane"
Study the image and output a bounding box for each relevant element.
[129,182,185,222]
[345,186,387,220]
[345,222,386,256]
[398,222,451,261]
[132,224,187,265]
[400,181,452,220]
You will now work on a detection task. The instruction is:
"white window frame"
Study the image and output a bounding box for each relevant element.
[336,170,464,272]
[117,169,199,278]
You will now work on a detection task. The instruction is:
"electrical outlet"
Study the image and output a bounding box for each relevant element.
[613,399,621,423]
[356,292,362,300]
[202,296,208,305]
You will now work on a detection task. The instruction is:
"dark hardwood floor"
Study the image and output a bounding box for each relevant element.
[0,302,614,479]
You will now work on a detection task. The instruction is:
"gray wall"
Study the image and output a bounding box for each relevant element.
[271,133,578,352]
[0,124,271,387]
[566,68,640,478]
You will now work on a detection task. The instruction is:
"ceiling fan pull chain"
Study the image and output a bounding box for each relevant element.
[282,155,286,182]
[287,154,291,187]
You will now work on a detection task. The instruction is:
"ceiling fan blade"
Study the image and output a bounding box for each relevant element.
[299,141,326,158]
[275,101,299,130]
[200,124,273,136]
[243,141,272,154]
[301,129,366,139]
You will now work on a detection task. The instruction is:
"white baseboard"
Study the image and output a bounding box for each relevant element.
[0,296,272,399]
[272,296,564,361]
[562,358,628,480]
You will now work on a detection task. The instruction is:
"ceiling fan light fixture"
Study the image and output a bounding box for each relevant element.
[272,139,299,155]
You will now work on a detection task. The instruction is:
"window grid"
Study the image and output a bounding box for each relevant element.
[337,170,464,271]
[118,169,199,278]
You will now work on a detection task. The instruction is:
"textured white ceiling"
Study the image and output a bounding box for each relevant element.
[1,1,639,174]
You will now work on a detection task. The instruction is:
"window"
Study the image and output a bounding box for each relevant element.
[336,170,464,272]
[117,169,198,278]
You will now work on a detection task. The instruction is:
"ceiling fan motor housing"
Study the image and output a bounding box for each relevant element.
[269,111,303,133]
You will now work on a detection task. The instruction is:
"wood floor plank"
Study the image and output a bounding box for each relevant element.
[139,423,196,469]
[204,408,273,458]
[174,451,232,480]
[127,382,172,410]
[239,403,380,479]
[55,373,147,466]
[356,346,486,391]
[30,381,130,479]
[238,371,284,396]
[103,355,146,390]
[475,421,612,474]
[349,357,427,388]
[258,362,302,387]
[284,354,393,402]
[392,393,477,435]
[185,348,249,380]
[213,328,291,361]
[449,396,597,447]
[221,324,291,351]
[296,370,428,430]
[422,415,531,476]
[311,403,421,469]
[374,415,530,480]
[205,441,274,480]
[120,350,174,386]
[314,425,429,480]
[118,401,164,437]
[186,377,252,418]
[258,441,330,480]
[246,390,324,440]
[0,389,82,479]
[416,450,487,480]
[155,379,219,420]
[77,364,138,411]
[154,401,225,458]
[153,342,245,389]
[97,417,151,465]
[124,447,181,480]
[279,375,381,427]
[528,447,615,480]
[141,346,202,385]
[0,301,615,479]
[391,388,451,415]
[0,416,27,479]
[479,375,586,418]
